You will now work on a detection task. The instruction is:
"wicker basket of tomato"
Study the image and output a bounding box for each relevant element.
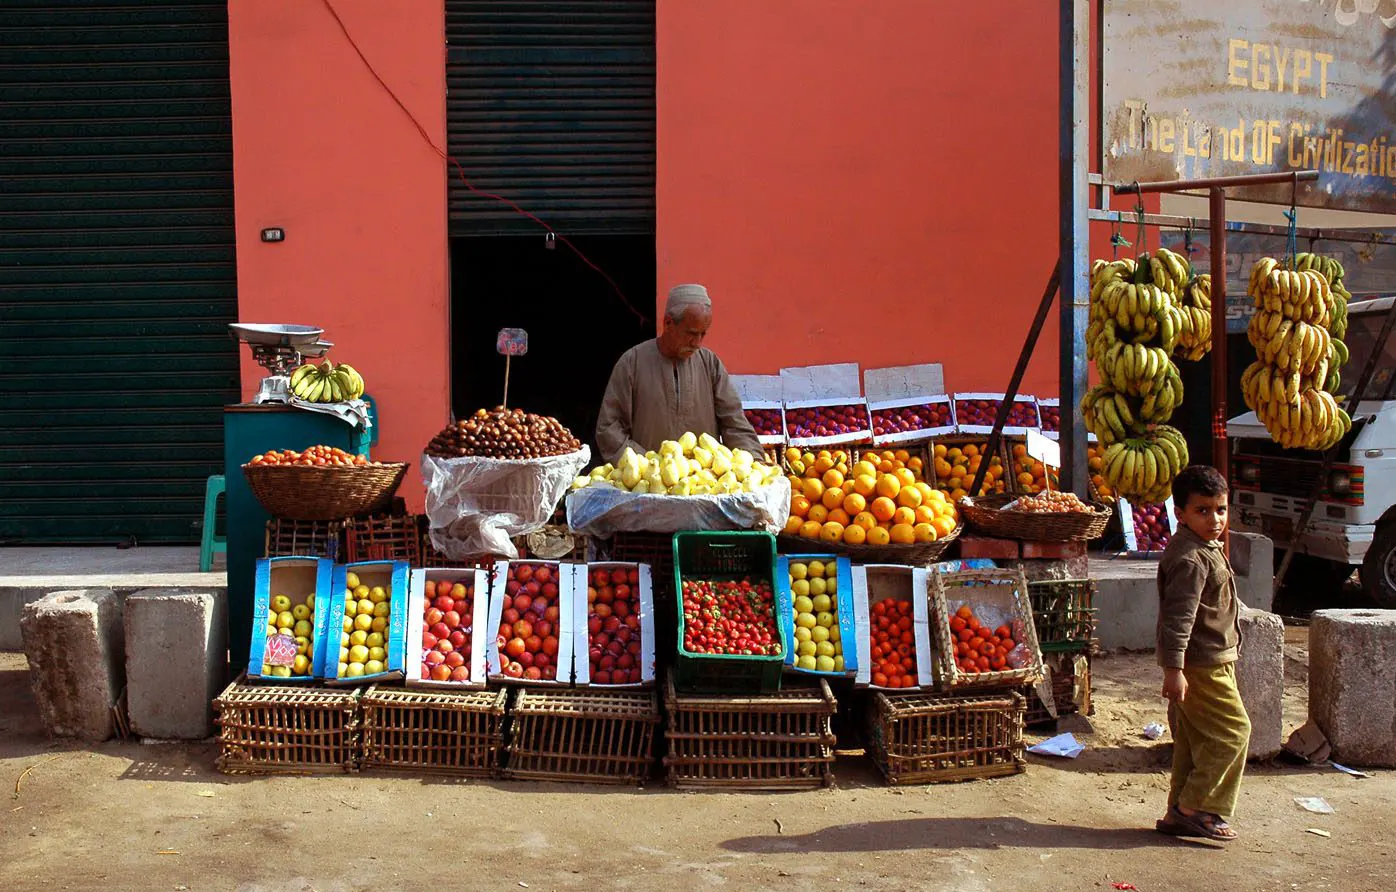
[929,568,1044,691]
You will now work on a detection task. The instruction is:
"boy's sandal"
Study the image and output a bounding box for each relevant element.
[1156,805,1237,841]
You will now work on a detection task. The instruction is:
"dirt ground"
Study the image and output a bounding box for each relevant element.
[1,629,1391,892]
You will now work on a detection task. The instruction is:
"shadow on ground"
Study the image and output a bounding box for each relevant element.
[720,816,1214,853]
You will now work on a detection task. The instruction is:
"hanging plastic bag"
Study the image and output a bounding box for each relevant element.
[422,447,590,560]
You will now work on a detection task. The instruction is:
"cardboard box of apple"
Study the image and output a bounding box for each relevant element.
[785,404,870,440]
[743,407,784,437]
[871,402,952,437]
[487,561,578,684]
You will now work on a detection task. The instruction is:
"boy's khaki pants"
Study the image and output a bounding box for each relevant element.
[1169,662,1251,817]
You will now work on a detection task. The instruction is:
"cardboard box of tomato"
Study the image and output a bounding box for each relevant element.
[321,560,411,686]
[248,556,335,683]
[775,554,857,678]
[850,564,935,691]
[405,568,491,689]
[486,560,583,685]
[575,562,656,688]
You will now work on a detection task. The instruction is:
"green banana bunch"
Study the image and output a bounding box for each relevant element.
[289,360,366,403]
[1100,424,1189,504]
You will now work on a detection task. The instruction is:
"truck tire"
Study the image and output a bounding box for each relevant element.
[1360,522,1396,609]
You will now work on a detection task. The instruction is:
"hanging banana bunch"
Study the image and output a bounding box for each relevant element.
[1240,256,1351,451]
[1174,273,1213,362]
[1081,247,1192,502]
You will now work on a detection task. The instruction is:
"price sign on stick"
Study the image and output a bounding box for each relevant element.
[1025,429,1062,492]
[496,328,528,408]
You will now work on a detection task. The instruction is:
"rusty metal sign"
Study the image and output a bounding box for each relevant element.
[1103,0,1396,213]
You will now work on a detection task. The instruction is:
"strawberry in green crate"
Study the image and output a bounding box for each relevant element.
[680,578,780,656]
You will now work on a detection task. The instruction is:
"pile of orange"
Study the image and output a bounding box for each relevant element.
[1010,443,1057,494]
[932,442,1006,501]
[783,447,958,547]
[1088,444,1115,502]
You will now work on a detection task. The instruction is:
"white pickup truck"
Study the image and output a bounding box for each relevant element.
[1227,295,1396,608]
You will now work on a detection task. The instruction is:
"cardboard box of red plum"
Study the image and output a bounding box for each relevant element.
[784,398,873,447]
[575,562,656,687]
[954,393,1041,435]
[741,401,787,446]
[869,395,955,444]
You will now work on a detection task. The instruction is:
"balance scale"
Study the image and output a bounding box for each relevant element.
[229,323,334,404]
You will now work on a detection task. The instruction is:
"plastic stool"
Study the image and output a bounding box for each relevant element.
[200,475,227,572]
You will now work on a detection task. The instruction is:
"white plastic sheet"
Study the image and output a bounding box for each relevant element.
[421,447,590,560]
[565,476,792,538]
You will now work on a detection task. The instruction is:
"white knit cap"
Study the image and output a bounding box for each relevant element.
[665,283,711,316]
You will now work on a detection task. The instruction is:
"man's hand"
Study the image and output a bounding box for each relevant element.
[1162,667,1187,703]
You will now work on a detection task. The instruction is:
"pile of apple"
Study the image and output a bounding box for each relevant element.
[1006,400,1040,428]
[871,402,952,438]
[785,404,870,440]
[681,577,780,656]
[783,447,959,547]
[743,407,784,438]
[495,563,563,681]
[954,398,1002,427]
[587,566,645,685]
[949,605,1020,674]
[338,571,392,679]
[868,597,918,689]
[932,442,1006,500]
[260,592,315,678]
[1039,403,1061,433]
[420,576,475,683]
[1131,502,1173,551]
[788,559,844,673]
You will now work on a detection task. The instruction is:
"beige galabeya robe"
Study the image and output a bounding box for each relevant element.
[596,339,763,465]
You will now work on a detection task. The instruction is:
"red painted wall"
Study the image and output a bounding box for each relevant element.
[659,1,1079,397]
[228,0,447,506]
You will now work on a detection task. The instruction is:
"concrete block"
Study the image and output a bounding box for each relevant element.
[1020,540,1087,560]
[1310,609,1396,767]
[18,589,125,742]
[959,537,1020,559]
[124,588,227,740]
[1230,530,1275,612]
[1235,607,1284,760]
[1089,557,1158,650]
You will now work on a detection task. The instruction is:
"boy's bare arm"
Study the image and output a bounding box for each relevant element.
[1159,556,1207,669]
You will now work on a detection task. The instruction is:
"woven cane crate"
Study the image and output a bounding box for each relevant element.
[868,690,1026,784]
[214,678,361,776]
[1027,579,1097,652]
[663,676,836,790]
[347,513,424,564]
[358,685,507,776]
[503,687,660,785]
[1023,651,1092,728]
[264,517,345,560]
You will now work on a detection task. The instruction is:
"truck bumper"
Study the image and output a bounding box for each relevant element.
[1232,507,1373,565]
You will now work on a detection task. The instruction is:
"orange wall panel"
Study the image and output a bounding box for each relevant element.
[657,0,1064,395]
[228,0,448,506]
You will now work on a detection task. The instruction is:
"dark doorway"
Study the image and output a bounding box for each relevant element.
[449,235,655,461]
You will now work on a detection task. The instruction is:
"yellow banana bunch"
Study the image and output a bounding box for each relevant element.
[1243,256,1349,450]
[1099,424,1190,505]
[289,360,366,403]
[1295,251,1351,342]
[1174,274,1212,362]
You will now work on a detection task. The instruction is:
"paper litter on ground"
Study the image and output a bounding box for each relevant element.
[1294,796,1335,814]
[1027,733,1085,759]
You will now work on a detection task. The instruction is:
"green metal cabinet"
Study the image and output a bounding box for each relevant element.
[223,406,371,668]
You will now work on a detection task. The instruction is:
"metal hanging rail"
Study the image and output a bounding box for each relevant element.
[1086,208,1396,246]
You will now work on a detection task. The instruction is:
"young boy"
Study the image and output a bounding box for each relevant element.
[1154,464,1250,842]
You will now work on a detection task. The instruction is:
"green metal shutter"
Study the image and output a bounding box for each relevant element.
[0,1,238,544]
[446,0,655,236]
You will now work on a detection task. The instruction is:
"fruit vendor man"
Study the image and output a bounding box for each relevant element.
[597,283,763,464]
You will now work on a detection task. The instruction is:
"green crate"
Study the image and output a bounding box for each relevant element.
[1027,579,1096,652]
[672,531,787,693]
